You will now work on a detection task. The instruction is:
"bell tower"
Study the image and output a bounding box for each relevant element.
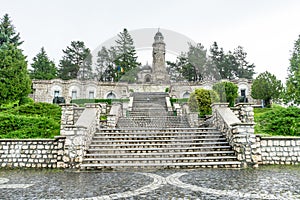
[152,30,170,84]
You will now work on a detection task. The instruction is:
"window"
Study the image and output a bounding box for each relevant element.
[89,91,94,99]
[107,92,116,99]
[241,89,246,97]
[72,91,77,99]
[54,90,60,97]
[183,92,190,98]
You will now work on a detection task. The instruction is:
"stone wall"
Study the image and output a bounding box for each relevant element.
[60,103,102,168]
[259,136,300,165]
[0,136,65,168]
[107,103,123,128]
[212,103,261,168]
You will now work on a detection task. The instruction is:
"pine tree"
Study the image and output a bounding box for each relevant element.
[114,28,140,82]
[58,41,92,80]
[251,71,283,107]
[286,35,300,105]
[96,46,117,82]
[210,42,255,80]
[0,43,31,105]
[0,14,22,47]
[30,47,57,80]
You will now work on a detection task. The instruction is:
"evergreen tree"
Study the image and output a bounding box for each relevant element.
[233,46,255,79]
[58,41,91,80]
[29,47,57,80]
[286,35,300,105]
[96,46,117,82]
[167,43,219,82]
[251,71,283,107]
[0,14,22,47]
[210,42,255,80]
[0,43,31,105]
[77,51,93,80]
[114,28,140,82]
[213,81,238,107]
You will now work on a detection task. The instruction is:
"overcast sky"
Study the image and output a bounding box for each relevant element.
[2,0,300,82]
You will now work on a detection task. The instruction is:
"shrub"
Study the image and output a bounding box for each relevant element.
[0,102,61,138]
[255,106,300,136]
[0,114,60,138]
[188,88,219,117]
[213,81,238,107]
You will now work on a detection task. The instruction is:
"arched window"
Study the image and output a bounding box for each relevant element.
[145,74,151,83]
[106,91,116,99]
[183,91,190,98]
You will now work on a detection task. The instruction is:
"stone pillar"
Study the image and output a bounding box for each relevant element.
[233,103,254,123]
[60,104,78,129]
[231,123,261,168]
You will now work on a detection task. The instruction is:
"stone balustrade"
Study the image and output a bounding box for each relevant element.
[60,103,102,168]
[212,103,261,168]
[231,103,254,123]
[107,103,123,128]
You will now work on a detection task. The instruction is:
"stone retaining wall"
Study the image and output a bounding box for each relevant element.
[0,136,65,168]
[259,136,300,165]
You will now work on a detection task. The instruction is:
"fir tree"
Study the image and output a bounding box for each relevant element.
[30,47,57,80]
[0,14,22,47]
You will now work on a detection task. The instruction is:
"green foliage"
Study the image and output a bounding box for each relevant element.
[0,14,22,47]
[0,102,61,138]
[285,35,300,105]
[255,106,300,136]
[170,98,189,106]
[114,28,140,82]
[213,81,238,107]
[58,41,92,80]
[188,88,219,117]
[96,46,117,82]
[29,47,57,80]
[209,42,255,80]
[167,43,219,82]
[70,98,129,107]
[251,71,283,108]
[165,87,169,93]
[0,43,31,106]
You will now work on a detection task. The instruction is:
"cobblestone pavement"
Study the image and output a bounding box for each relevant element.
[0,166,300,200]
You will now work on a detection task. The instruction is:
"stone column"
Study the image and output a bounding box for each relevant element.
[60,104,78,129]
[231,123,262,168]
[233,103,254,123]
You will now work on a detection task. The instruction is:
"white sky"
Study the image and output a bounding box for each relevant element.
[2,0,300,82]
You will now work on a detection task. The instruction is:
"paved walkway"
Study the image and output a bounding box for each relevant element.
[0,166,300,199]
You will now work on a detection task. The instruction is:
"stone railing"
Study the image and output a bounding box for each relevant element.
[182,104,199,128]
[127,96,133,112]
[231,103,254,123]
[212,103,261,168]
[166,97,173,112]
[60,103,102,168]
[107,103,122,128]
[0,136,65,168]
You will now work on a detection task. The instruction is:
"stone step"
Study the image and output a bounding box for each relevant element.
[92,135,223,140]
[95,130,221,135]
[97,128,217,132]
[89,142,229,148]
[83,156,237,162]
[91,138,227,143]
[80,161,241,169]
[85,150,236,157]
[87,145,231,152]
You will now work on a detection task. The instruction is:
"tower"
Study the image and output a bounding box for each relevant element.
[152,30,170,84]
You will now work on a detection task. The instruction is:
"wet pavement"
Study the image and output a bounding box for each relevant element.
[0,166,300,200]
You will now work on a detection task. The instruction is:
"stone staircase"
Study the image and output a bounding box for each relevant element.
[80,92,240,170]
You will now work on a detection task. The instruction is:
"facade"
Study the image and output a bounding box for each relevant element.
[31,31,255,104]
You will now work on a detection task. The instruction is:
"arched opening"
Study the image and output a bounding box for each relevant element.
[183,91,190,98]
[145,74,151,83]
[106,91,116,99]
